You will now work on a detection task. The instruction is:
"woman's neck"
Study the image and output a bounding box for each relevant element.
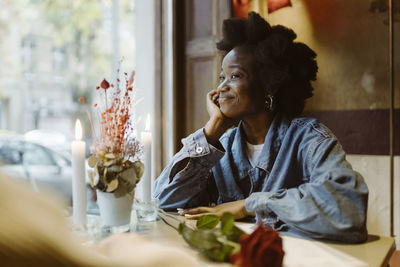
[242,112,274,145]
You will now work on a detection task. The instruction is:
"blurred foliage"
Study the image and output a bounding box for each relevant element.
[1,0,134,98]
[35,0,103,46]
[34,0,110,100]
[0,0,135,136]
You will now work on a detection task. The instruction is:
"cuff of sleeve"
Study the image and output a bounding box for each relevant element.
[245,192,275,212]
[181,128,225,165]
[246,192,279,228]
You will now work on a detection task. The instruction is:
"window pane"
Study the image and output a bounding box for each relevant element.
[23,143,55,166]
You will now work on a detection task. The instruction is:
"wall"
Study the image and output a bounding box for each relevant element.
[267,0,399,245]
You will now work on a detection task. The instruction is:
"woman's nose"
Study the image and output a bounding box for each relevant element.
[217,80,229,93]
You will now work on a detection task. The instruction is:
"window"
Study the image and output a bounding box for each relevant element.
[0,141,23,165]
[23,143,56,166]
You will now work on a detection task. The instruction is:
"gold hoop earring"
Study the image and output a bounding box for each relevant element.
[265,94,274,111]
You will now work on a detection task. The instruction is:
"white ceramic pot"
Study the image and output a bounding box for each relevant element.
[96,187,134,227]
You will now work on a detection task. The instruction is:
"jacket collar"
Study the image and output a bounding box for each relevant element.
[231,121,251,179]
[231,113,290,179]
[257,113,290,172]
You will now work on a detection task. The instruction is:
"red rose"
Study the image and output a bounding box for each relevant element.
[100,79,110,90]
[231,224,284,267]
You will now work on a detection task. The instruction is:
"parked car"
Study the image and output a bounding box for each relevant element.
[0,134,73,204]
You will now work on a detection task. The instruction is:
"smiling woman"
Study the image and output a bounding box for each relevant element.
[214,46,261,119]
[153,12,369,244]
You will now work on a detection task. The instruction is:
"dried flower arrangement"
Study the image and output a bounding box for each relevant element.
[80,69,144,196]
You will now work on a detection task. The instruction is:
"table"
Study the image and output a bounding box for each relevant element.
[129,211,395,267]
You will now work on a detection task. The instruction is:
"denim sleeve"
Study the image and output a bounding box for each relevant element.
[153,128,225,210]
[245,137,369,243]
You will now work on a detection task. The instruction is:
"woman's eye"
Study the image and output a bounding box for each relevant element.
[219,75,225,82]
[231,73,241,79]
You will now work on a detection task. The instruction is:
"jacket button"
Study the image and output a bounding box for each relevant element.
[195,146,203,154]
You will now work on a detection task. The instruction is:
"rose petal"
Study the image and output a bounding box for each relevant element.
[231,224,284,267]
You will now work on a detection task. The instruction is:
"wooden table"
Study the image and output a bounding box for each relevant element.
[128,211,395,267]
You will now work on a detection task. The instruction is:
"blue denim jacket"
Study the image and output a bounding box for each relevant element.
[153,114,369,243]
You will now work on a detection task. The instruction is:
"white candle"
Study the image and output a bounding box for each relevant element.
[71,119,87,226]
[140,114,152,203]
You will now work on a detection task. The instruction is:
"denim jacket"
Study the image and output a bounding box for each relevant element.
[153,114,369,243]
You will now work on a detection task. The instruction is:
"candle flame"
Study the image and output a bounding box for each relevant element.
[145,114,150,131]
[75,119,83,140]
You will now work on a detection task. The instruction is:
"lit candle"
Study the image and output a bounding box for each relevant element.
[140,114,152,203]
[71,119,87,226]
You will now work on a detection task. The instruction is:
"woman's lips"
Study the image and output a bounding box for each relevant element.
[218,96,234,103]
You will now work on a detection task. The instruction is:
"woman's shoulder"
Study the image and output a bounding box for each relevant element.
[288,116,336,140]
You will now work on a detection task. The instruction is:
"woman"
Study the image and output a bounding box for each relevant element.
[153,12,368,243]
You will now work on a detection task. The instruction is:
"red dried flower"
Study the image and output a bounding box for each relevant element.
[101,79,110,90]
[79,67,141,162]
[230,224,284,267]
[128,70,135,86]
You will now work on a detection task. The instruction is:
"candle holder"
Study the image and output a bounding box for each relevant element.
[135,198,159,222]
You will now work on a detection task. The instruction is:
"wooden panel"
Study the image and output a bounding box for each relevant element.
[186,38,216,58]
[186,0,213,41]
[396,22,400,109]
[303,109,400,155]
[389,250,400,267]
[185,57,216,136]
[174,0,231,152]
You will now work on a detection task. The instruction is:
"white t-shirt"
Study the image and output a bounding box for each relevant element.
[245,141,264,167]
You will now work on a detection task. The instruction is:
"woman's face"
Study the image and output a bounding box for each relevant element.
[217,46,263,119]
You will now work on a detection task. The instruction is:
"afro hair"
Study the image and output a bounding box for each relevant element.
[216,12,318,118]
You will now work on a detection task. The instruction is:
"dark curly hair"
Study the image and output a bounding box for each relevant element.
[216,12,318,118]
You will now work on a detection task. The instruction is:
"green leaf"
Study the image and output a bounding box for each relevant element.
[227,226,246,242]
[221,213,235,234]
[118,167,137,193]
[204,244,235,262]
[178,222,185,234]
[179,223,219,250]
[196,215,219,229]
[220,213,245,242]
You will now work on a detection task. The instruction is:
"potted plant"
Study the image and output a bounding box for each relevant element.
[81,69,144,231]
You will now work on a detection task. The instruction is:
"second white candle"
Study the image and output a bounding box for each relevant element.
[71,119,87,226]
[140,114,152,203]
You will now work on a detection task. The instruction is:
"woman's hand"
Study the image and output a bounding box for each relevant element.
[178,199,255,220]
[204,90,233,144]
